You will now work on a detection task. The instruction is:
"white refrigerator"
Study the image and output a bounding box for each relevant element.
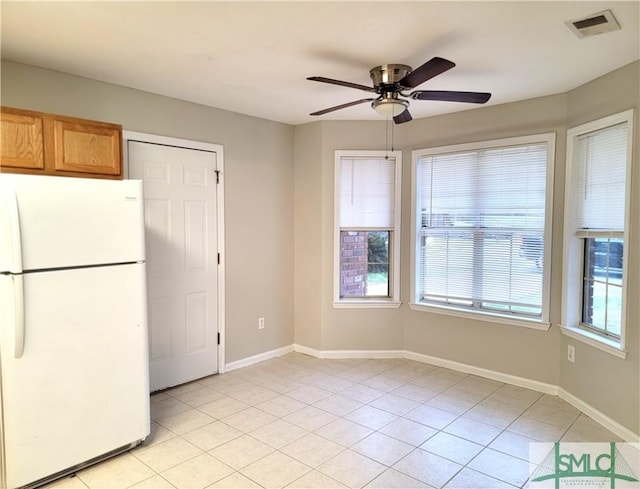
[0,174,150,489]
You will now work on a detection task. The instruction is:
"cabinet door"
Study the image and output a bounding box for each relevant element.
[53,120,122,177]
[0,111,44,170]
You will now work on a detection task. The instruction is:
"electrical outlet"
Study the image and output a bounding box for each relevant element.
[258,317,265,330]
[568,344,575,363]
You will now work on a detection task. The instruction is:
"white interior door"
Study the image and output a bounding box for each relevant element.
[128,141,219,391]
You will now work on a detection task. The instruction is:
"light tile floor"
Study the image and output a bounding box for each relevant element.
[45,353,622,489]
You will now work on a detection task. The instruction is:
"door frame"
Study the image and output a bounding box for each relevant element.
[123,131,226,374]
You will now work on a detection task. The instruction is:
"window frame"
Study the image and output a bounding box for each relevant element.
[560,109,634,358]
[410,133,556,329]
[333,150,402,308]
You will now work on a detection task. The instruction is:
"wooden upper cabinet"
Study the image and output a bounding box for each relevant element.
[0,106,123,179]
[0,111,45,170]
[53,120,121,176]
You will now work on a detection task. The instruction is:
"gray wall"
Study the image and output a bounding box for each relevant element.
[293,122,323,350]
[560,61,640,433]
[293,97,566,376]
[400,95,568,385]
[0,60,295,364]
[292,62,639,434]
[3,58,638,435]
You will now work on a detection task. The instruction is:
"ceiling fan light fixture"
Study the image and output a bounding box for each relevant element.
[308,56,491,123]
[372,98,408,117]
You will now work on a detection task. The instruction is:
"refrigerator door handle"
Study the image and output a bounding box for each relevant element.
[5,185,24,274]
[12,274,25,358]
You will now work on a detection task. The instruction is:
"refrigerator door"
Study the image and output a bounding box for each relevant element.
[0,174,145,271]
[0,263,150,489]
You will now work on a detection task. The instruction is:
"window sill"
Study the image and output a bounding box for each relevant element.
[409,302,551,331]
[333,300,402,309]
[559,324,626,359]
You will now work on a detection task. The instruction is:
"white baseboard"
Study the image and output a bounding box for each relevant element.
[224,344,294,372]
[404,350,558,395]
[323,349,405,359]
[230,343,638,441]
[558,388,639,442]
[294,344,404,359]
[292,344,322,358]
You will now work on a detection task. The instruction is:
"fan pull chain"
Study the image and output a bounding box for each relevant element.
[385,117,389,160]
[384,116,395,160]
[385,116,393,160]
[391,117,395,152]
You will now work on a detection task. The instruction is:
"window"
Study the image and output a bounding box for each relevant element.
[334,151,401,307]
[411,134,555,327]
[562,110,633,356]
[582,237,623,336]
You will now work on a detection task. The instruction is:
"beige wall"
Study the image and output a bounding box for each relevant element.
[0,60,295,364]
[560,62,640,433]
[293,62,639,434]
[293,123,323,350]
[3,58,638,435]
[295,95,567,375]
[400,95,568,385]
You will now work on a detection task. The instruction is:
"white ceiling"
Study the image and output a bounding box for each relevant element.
[1,1,638,125]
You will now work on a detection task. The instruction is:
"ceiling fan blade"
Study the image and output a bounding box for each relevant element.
[393,109,413,124]
[310,98,376,116]
[307,76,376,92]
[398,57,456,89]
[410,90,492,104]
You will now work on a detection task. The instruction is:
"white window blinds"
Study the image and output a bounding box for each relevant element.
[575,122,628,232]
[339,157,396,228]
[416,140,550,318]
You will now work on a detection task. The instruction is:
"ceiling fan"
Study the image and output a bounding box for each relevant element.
[307,57,491,124]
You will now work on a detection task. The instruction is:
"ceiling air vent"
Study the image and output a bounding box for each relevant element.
[565,10,621,39]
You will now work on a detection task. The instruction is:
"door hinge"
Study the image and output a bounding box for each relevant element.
[217,253,220,265]
[217,332,220,345]
[215,170,220,184]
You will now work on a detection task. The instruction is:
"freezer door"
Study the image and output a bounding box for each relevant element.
[0,174,145,270]
[0,264,150,488]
